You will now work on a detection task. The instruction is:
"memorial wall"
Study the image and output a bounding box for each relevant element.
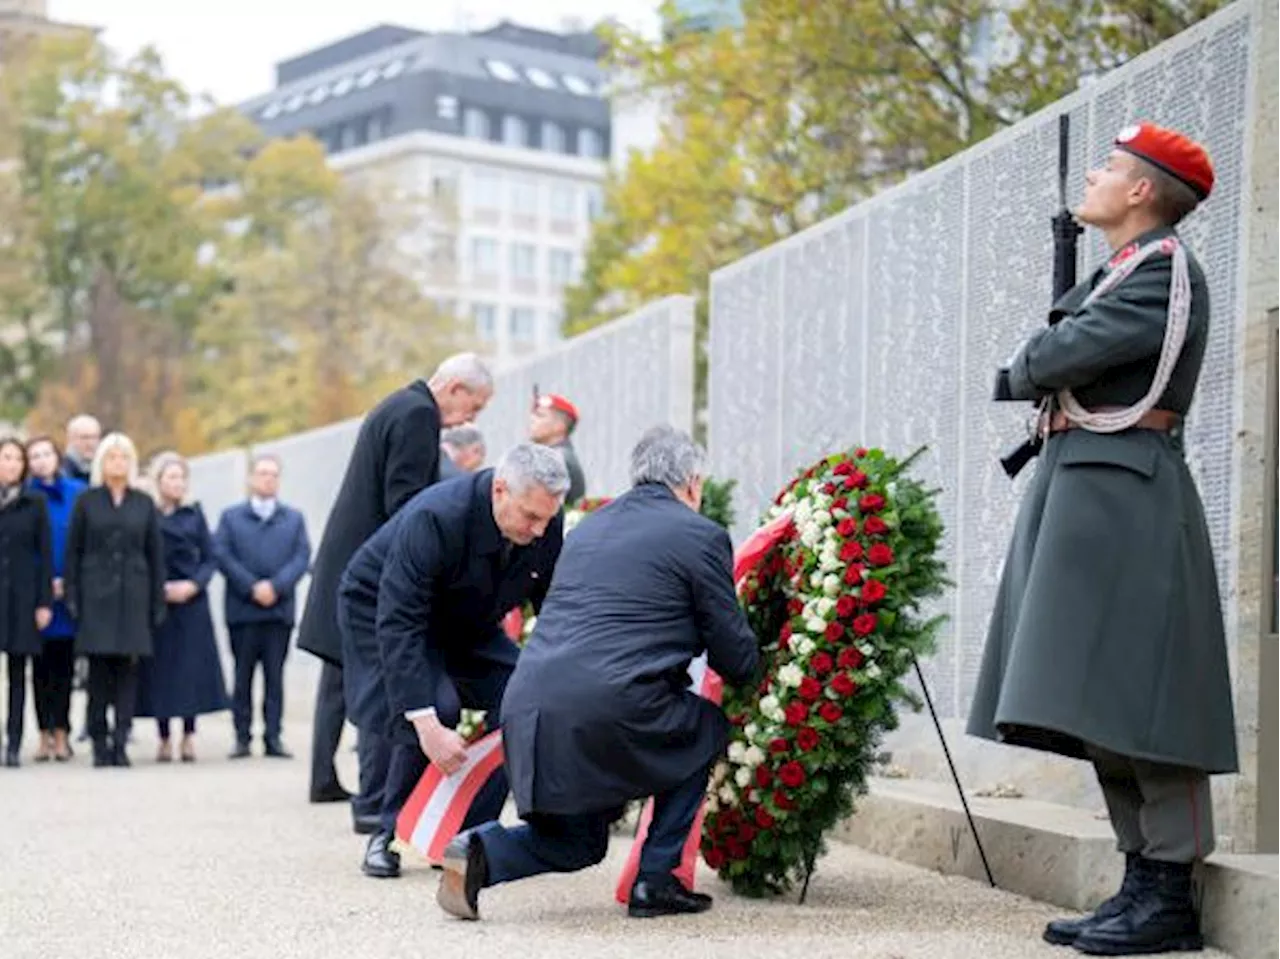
[706,0,1264,832]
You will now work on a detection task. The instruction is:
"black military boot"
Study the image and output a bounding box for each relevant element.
[1044,853,1145,945]
[1073,859,1203,955]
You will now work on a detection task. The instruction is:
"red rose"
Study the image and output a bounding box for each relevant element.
[830,672,857,697]
[769,737,790,754]
[824,621,844,643]
[798,677,822,702]
[858,493,886,513]
[832,496,848,512]
[758,677,770,695]
[810,651,834,675]
[844,564,865,585]
[773,790,797,811]
[703,847,726,869]
[853,612,879,636]
[726,840,748,861]
[868,543,894,566]
[780,620,793,641]
[843,475,860,490]
[819,701,844,723]
[729,712,748,727]
[738,823,757,843]
[784,701,809,726]
[848,469,869,489]
[837,647,864,670]
[822,482,837,495]
[755,765,773,788]
[855,447,868,458]
[788,598,804,616]
[833,461,852,476]
[863,515,888,536]
[755,805,776,829]
[796,726,820,752]
[778,761,806,788]
[861,580,887,604]
[836,595,857,618]
[836,518,858,538]
[840,541,864,563]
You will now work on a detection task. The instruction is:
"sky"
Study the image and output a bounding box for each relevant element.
[48,0,660,106]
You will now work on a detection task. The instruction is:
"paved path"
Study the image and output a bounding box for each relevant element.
[0,707,1229,959]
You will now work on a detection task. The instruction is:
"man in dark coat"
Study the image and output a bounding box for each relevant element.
[337,443,566,879]
[529,393,586,504]
[435,425,759,922]
[967,123,1237,956]
[297,354,494,807]
[439,425,486,480]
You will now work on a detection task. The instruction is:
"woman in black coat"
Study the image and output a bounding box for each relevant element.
[135,453,229,763]
[0,438,53,767]
[65,432,165,768]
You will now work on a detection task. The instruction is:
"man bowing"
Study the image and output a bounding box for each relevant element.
[338,443,567,879]
[435,425,759,922]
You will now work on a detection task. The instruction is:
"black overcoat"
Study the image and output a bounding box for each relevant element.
[340,470,562,745]
[297,380,443,665]
[966,226,1238,774]
[0,490,53,657]
[66,486,166,658]
[501,483,760,818]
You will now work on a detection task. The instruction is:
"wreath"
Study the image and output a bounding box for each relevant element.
[700,446,947,898]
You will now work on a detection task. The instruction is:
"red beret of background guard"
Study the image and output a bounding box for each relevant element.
[535,393,579,424]
[1115,122,1215,200]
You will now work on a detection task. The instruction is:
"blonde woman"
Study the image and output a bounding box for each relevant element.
[65,433,165,768]
[134,452,228,762]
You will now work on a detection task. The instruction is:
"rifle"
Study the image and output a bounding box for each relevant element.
[995,113,1084,479]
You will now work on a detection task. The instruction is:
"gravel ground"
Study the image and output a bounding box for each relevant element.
[0,704,1230,959]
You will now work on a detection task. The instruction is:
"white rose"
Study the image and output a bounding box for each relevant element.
[866,663,883,680]
[706,795,720,814]
[805,617,825,634]
[858,642,876,659]
[719,785,736,804]
[759,694,780,715]
[796,636,816,658]
[778,663,804,688]
[713,762,729,785]
[812,508,832,527]
[816,597,835,617]
[810,571,825,589]
[823,574,842,596]
[745,745,766,767]
[744,722,759,741]
[735,767,752,789]
[728,741,747,763]
[820,553,840,573]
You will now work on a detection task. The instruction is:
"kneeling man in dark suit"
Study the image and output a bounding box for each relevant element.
[436,425,759,922]
[337,443,567,879]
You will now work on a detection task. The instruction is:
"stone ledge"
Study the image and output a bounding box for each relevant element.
[834,777,1278,959]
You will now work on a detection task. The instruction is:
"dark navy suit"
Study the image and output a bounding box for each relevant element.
[337,469,562,833]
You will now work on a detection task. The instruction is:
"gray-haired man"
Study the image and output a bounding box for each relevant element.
[337,443,567,879]
[439,425,486,479]
[436,425,759,922]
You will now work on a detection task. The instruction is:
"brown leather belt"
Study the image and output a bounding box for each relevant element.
[1047,407,1182,434]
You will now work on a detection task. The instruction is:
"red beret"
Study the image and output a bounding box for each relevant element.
[535,393,579,425]
[1115,122,1214,200]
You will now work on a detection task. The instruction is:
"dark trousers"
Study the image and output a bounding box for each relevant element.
[229,623,291,744]
[33,641,74,732]
[379,658,513,835]
[339,608,389,816]
[156,716,197,739]
[86,655,139,745]
[5,653,30,746]
[309,660,347,794]
[476,765,710,888]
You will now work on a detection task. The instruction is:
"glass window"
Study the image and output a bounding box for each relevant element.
[368,111,389,141]
[332,76,354,97]
[261,102,282,119]
[431,171,459,202]
[485,59,521,82]
[526,67,558,89]
[585,186,604,220]
[470,238,499,274]
[470,170,502,210]
[307,86,328,105]
[510,307,536,342]
[509,243,536,279]
[510,179,538,217]
[548,249,575,285]
[436,95,458,120]
[561,74,594,96]
[577,128,604,158]
[357,67,380,88]
[463,107,490,140]
[546,308,565,340]
[472,303,497,340]
[382,58,406,80]
[549,183,576,219]
[284,94,305,113]
[502,115,528,147]
[541,121,566,154]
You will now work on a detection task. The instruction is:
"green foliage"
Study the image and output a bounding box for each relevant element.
[699,475,737,531]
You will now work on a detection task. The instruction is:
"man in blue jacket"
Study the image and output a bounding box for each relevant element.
[337,443,566,879]
[435,425,759,922]
[214,454,312,759]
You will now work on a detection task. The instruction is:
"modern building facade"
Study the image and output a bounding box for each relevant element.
[237,21,611,366]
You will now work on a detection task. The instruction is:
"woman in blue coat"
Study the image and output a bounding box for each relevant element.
[25,436,85,762]
[134,452,229,762]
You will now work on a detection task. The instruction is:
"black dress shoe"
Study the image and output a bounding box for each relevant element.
[627,877,713,918]
[362,831,401,879]
[112,745,131,768]
[1044,854,1143,946]
[310,783,353,804]
[228,742,251,760]
[263,739,293,759]
[352,814,381,835]
[1073,859,1203,955]
[437,830,488,920]
[5,748,19,768]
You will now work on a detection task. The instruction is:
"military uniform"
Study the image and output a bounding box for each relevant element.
[966,123,1236,955]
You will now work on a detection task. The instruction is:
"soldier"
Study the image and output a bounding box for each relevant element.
[967,122,1237,956]
[528,393,586,504]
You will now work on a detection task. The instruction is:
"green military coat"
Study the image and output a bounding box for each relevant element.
[966,225,1238,775]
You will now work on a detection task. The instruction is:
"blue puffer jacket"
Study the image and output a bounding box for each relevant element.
[28,473,86,640]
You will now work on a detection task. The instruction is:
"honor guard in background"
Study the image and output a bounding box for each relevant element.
[529,393,586,505]
[967,123,1237,956]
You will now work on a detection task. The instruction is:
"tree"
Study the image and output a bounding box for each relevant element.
[568,0,1231,337]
